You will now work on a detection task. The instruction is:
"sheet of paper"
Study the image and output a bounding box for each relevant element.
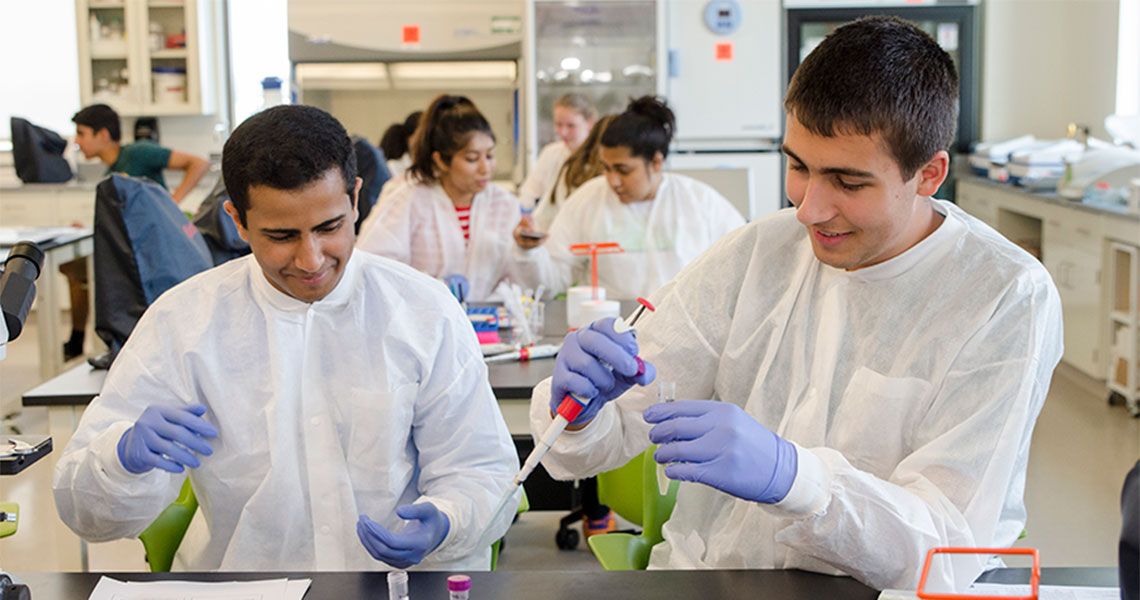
[89,576,312,600]
[969,583,1120,599]
[880,583,1119,600]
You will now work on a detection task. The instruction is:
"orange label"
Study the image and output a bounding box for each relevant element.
[402,25,420,44]
[715,42,733,61]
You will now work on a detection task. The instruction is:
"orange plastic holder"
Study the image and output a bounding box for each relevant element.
[916,547,1040,600]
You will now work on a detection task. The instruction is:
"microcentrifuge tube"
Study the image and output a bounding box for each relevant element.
[447,574,472,600]
[387,570,409,600]
[656,381,676,495]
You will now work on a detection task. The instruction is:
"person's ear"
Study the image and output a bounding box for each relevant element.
[223,200,250,242]
[432,151,448,174]
[915,150,950,197]
[650,152,665,174]
[351,177,362,221]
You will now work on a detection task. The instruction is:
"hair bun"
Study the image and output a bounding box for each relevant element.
[627,96,675,139]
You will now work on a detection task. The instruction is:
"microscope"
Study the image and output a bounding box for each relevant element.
[1,241,48,600]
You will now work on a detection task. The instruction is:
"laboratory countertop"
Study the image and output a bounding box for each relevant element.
[0,171,220,192]
[960,175,1140,222]
[9,567,1120,599]
[13,569,880,599]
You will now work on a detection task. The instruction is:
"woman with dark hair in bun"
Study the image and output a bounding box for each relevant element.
[358,95,530,301]
[378,110,421,178]
[515,96,745,300]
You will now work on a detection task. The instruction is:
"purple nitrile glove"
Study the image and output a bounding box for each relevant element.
[357,502,451,569]
[549,317,656,426]
[644,400,798,504]
[116,404,218,474]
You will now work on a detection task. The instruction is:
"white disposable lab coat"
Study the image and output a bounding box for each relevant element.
[516,173,745,300]
[517,141,570,209]
[386,153,412,179]
[54,252,519,571]
[530,201,1063,591]
[356,182,528,301]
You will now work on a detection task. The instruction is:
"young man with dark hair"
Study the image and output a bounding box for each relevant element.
[72,103,209,204]
[54,105,519,571]
[62,103,212,360]
[530,16,1063,591]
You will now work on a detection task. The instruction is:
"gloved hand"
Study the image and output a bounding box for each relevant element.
[116,404,218,474]
[442,274,470,303]
[357,503,451,569]
[644,400,798,504]
[550,317,656,426]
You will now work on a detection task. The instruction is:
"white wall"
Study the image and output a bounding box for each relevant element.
[0,0,81,139]
[982,0,1121,141]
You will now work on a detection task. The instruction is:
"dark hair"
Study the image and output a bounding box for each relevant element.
[407,95,494,184]
[785,16,958,178]
[72,104,121,142]
[222,104,357,227]
[600,96,675,161]
[379,124,408,160]
[551,114,617,205]
[378,110,423,159]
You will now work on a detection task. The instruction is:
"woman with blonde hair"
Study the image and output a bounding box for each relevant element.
[517,93,598,209]
[523,114,617,235]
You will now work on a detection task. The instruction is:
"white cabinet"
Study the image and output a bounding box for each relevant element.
[76,0,218,116]
[1042,207,1105,377]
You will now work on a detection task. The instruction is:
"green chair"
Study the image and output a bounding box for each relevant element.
[139,480,530,572]
[490,489,529,571]
[587,445,679,570]
[139,478,198,572]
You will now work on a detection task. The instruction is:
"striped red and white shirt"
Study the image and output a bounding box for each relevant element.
[455,205,472,241]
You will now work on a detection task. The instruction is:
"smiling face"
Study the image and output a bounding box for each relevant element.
[553,105,592,151]
[599,144,663,203]
[226,168,360,302]
[435,131,495,199]
[783,114,948,271]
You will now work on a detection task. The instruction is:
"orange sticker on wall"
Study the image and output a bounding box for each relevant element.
[715,42,733,61]
[402,25,420,45]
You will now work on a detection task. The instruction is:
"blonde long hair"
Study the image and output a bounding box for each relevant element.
[550,114,616,206]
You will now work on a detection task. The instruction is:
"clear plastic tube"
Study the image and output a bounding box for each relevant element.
[656,381,676,495]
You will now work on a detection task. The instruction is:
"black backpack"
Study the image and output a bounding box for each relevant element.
[90,174,212,367]
[10,117,72,183]
[192,178,251,266]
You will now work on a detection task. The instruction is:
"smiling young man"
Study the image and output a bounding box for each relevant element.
[54,105,519,571]
[529,17,1063,591]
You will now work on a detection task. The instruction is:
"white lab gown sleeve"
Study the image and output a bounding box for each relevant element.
[767,274,1063,591]
[527,226,749,476]
[52,310,194,542]
[510,184,589,298]
[411,298,520,562]
[356,180,413,263]
[517,142,568,209]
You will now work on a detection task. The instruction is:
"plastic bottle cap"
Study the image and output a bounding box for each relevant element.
[261,76,283,90]
[447,574,472,591]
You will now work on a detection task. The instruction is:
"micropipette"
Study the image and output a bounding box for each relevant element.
[477,298,656,545]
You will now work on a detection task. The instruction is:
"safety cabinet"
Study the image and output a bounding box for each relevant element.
[76,0,220,116]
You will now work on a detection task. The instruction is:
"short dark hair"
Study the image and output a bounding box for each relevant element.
[222,105,357,226]
[601,96,675,161]
[785,16,958,178]
[407,95,494,185]
[72,104,121,142]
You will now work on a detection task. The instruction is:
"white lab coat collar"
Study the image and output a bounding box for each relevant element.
[248,250,362,314]
[824,198,962,283]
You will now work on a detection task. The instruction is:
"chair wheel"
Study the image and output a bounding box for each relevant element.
[1108,391,1126,406]
[555,527,580,550]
